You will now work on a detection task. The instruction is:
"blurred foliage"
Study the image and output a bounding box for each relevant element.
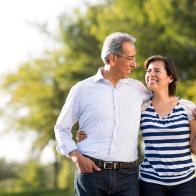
[57,159,74,189]
[0,0,195,193]
[177,80,196,103]
[0,159,18,181]
[18,162,46,189]
[0,159,74,194]
[0,188,72,196]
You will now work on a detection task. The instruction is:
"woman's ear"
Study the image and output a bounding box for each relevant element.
[169,75,173,83]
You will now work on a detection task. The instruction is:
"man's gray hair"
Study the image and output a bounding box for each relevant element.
[101,32,136,64]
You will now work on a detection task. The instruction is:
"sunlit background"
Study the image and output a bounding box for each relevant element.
[0,0,100,164]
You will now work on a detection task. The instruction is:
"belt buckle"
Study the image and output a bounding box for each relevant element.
[103,161,117,169]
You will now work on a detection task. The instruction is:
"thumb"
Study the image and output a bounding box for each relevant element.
[92,161,101,171]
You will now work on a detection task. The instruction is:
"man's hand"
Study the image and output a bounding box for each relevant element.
[69,150,101,173]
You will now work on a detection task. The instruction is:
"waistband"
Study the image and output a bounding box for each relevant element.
[84,155,137,170]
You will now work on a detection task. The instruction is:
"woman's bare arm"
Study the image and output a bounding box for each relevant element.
[190,119,196,154]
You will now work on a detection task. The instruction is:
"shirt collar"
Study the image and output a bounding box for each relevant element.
[94,68,105,83]
[94,67,132,85]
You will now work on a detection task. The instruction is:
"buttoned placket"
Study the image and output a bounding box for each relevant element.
[108,82,122,158]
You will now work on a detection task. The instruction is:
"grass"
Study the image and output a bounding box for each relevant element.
[0,189,73,196]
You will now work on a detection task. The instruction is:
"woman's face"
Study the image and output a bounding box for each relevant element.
[145,60,173,93]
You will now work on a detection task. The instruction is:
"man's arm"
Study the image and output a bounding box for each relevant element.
[54,84,80,156]
[54,84,100,173]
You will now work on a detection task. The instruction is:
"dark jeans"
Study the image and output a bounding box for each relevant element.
[74,168,139,196]
[140,178,196,196]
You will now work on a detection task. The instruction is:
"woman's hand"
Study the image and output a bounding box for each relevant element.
[76,130,87,142]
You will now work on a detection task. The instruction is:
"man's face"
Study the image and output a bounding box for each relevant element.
[112,41,136,79]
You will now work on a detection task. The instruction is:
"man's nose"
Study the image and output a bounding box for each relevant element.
[131,60,136,68]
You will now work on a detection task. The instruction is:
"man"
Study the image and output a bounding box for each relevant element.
[54,32,149,196]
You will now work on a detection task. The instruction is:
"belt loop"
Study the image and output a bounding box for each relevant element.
[114,162,117,169]
[98,159,102,167]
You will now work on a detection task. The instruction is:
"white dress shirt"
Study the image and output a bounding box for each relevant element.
[54,68,149,162]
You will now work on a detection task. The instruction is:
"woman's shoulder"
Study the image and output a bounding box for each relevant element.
[179,98,196,120]
[179,98,195,108]
[141,98,152,112]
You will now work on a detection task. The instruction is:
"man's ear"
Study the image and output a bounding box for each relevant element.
[108,53,116,66]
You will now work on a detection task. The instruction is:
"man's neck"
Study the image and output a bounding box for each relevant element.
[102,66,121,86]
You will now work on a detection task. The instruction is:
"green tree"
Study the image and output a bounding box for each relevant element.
[1,3,103,189]
[19,161,45,189]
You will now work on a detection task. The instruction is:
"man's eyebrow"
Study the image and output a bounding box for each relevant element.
[128,55,136,58]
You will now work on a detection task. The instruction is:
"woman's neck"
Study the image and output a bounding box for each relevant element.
[152,90,174,104]
[151,91,177,117]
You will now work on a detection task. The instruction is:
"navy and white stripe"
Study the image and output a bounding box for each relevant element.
[140,98,195,186]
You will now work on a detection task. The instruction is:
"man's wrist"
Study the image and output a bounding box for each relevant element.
[69,150,82,163]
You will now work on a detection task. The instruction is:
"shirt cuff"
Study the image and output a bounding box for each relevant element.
[56,143,77,158]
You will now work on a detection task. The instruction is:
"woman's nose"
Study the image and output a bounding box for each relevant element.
[149,70,155,76]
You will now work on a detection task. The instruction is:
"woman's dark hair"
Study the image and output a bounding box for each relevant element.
[144,55,178,96]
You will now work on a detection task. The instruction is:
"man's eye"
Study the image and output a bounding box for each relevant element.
[128,57,136,61]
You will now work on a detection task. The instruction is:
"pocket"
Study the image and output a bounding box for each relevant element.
[75,169,98,176]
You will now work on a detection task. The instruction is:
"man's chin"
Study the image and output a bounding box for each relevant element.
[122,76,129,79]
[123,73,131,78]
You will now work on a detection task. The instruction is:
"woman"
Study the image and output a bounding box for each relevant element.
[76,55,196,196]
[139,55,196,196]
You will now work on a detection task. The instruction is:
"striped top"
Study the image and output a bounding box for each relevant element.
[140,97,196,186]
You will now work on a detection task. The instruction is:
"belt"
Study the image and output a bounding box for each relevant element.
[84,155,137,170]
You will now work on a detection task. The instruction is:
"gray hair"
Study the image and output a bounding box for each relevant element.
[101,32,136,64]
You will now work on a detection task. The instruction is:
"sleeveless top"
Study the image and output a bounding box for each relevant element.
[139,97,196,186]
